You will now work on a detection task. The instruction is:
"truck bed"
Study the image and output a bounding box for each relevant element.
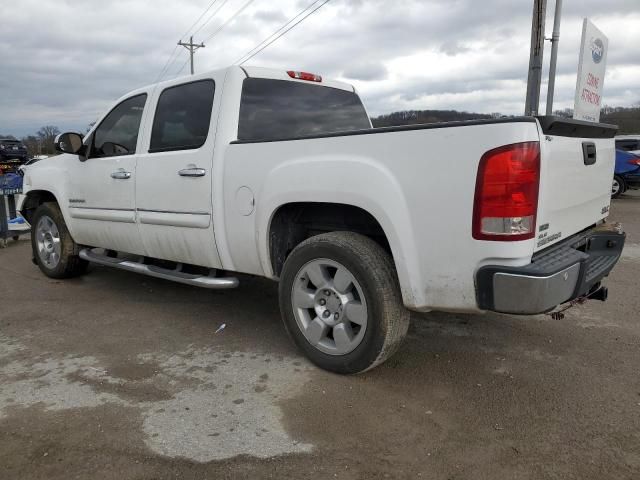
[224,115,616,312]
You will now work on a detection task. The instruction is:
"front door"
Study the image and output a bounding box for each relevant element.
[135,77,222,267]
[67,92,148,255]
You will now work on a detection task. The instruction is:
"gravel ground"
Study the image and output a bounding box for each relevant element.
[1,193,639,479]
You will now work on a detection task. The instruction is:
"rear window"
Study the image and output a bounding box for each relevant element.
[238,78,371,142]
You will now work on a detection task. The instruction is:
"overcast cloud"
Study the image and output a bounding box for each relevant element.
[1,0,638,137]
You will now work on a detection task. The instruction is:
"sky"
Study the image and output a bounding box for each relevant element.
[1,0,639,138]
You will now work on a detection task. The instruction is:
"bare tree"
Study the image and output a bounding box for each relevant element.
[36,126,61,154]
[21,135,41,157]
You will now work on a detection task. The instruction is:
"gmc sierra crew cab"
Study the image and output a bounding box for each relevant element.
[19,66,625,373]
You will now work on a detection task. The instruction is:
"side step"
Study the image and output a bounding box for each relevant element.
[79,248,239,289]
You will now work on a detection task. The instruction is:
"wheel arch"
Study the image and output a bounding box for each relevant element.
[20,190,59,224]
[265,200,417,308]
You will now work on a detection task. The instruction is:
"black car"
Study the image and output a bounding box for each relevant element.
[0,139,28,173]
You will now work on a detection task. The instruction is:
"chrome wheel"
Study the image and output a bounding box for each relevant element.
[612,178,621,196]
[291,258,368,355]
[36,215,61,269]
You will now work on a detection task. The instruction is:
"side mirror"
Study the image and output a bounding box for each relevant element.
[54,132,84,155]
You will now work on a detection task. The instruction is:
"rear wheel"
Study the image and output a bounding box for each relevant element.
[279,232,409,374]
[612,175,626,198]
[31,202,88,279]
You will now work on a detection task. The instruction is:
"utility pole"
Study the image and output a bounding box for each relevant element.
[545,0,563,115]
[178,36,205,75]
[524,0,547,116]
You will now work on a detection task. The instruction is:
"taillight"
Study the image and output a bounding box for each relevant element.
[628,156,640,166]
[287,70,322,82]
[473,142,540,241]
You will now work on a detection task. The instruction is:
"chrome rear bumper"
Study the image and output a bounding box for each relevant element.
[475,225,625,314]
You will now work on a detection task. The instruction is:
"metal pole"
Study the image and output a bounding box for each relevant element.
[189,36,195,75]
[545,0,563,115]
[178,36,205,75]
[524,0,547,116]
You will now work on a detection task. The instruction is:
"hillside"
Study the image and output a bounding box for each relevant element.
[371,110,493,127]
[371,107,639,134]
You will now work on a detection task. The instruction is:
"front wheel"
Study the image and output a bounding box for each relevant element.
[279,232,410,374]
[612,175,626,199]
[31,202,88,279]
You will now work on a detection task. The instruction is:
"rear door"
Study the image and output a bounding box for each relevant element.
[135,75,223,267]
[534,118,618,252]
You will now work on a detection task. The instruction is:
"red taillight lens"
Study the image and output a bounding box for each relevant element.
[473,142,540,241]
[287,70,322,82]
[627,156,640,166]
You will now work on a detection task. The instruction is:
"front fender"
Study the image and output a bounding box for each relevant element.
[21,156,74,234]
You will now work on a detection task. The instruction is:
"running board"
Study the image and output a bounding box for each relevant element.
[79,248,239,289]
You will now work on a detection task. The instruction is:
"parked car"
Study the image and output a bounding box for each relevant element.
[0,139,29,173]
[615,135,640,156]
[0,138,28,162]
[613,149,640,198]
[18,66,625,373]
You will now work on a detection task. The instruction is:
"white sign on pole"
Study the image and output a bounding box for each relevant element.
[573,19,608,122]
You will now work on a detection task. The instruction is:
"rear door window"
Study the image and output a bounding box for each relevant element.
[238,78,371,142]
[150,79,216,153]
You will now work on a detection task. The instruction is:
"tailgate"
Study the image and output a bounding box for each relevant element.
[534,116,618,252]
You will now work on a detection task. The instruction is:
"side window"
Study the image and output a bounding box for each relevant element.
[150,80,215,153]
[616,140,639,151]
[92,94,147,158]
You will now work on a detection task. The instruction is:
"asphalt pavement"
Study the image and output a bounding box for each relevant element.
[1,193,639,479]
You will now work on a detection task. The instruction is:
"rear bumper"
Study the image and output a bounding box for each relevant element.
[475,225,625,314]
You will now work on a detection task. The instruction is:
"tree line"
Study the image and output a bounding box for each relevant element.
[372,106,640,133]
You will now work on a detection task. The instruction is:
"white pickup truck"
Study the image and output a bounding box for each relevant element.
[20,66,625,373]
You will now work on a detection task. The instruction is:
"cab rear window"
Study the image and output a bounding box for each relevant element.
[238,78,371,142]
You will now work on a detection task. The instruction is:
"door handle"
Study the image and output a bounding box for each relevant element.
[582,142,597,166]
[110,169,131,180]
[178,167,206,177]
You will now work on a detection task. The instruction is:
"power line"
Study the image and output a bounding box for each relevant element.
[191,0,231,37]
[202,0,258,43]
[175,53,192,77]
[155,0,222,82]
[236,0,331,65]
[155,45,180,83]
[184,0,221,37]
[233,0,323,65]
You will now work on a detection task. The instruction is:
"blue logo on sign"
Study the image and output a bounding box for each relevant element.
[591,38,604,64]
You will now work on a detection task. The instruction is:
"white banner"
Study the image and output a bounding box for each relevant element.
[573,19,608,122]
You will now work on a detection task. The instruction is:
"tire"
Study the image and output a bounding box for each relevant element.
[279,232,410,374]
[31,202,88,279]
[612,175,626,199]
